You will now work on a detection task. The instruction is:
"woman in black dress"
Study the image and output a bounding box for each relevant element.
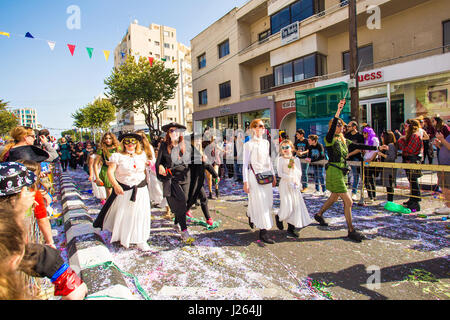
[155,123,194,244]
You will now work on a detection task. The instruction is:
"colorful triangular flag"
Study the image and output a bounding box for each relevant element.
[0,31,10,38]
[161,58,167,62]
[148,57,154,66]
[67,44,76,56]
[103,50,110,62]
[120,52,125,58]
[47,41,56,51]
[25,32,34,39]
[86,47,94,59]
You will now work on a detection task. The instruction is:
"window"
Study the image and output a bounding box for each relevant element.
[198,53,206,69]
[270,0,324,35]
[164,43,170,49]
[198,90,207,105]
[340,0,349,7]
[274,53,326,86]
[164,31,170,37]
[260,74,274,93]
[154,41,160,46]
[218,40,230,59]
[343,44,373,72]
[444,20,450,52]
[219,81,231,99]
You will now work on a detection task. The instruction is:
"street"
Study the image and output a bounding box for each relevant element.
[51,167,450,300]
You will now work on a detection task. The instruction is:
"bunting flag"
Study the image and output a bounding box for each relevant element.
[0,31,10,38]
[25,32,34,39]
[47,41,56,51]
[67,44,76,56]
[120,52,126,58]
[172,59,177,63]
[86,47,94,59]
[161,58,167,62]
[148,57,154,66]
[103,50,110,62]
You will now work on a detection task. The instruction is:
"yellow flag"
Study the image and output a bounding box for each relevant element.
[0,31,10,38]
[103,50,110,62]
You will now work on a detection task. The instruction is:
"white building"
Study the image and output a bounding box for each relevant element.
[12,108,38,129]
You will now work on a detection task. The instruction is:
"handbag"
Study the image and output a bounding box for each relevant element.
[250,164,274,185]
[325,162,351,175]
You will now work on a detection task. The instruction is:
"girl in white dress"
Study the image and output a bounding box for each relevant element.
[243,119,277,244]
[276,139,313,238]
[93,133,151,251]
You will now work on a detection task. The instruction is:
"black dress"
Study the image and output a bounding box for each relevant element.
[155,141,190,231]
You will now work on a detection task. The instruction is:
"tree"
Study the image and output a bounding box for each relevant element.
[104,56,179,138]
[0,99,18,136]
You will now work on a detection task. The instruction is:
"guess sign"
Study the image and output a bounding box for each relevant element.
[358,70,384,85]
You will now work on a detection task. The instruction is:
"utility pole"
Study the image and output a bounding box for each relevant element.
[349,0,359,122]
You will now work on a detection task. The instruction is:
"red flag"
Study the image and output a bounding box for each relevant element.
[148,57,154,66]
[67,44,76,56]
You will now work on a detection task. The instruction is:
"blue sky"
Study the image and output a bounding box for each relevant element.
[0,0,247,136]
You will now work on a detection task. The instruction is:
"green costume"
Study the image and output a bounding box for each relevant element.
[97,148,117,188]
[325,117,377,194]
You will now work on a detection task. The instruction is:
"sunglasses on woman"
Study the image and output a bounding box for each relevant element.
[281,145,291,150]
[123,138,138,145]
[254,124,265,129]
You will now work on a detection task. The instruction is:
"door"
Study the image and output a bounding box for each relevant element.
[360,98,389,137]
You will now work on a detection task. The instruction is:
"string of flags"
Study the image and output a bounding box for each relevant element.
[0,29,178,65]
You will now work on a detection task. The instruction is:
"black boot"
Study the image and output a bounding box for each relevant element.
[208,192,213,200]
[215,188,219,198]
[286,224,299,238]
[259,229,275,244]
[248,216,254,229]
[407,201,421,212]
[314,214,328,226]
[275,215,284,230]
[347,229,365,242]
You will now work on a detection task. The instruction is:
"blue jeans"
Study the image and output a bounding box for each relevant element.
[349,165,360,194]
[312,165,326,192]
[233,162,243,182]
[301,162,309,189]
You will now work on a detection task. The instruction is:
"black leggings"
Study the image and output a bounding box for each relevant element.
[364,167,376,199]
[61,159,69,171]
[385,175,394,202]
[197,187,211,220]
[168,182,189,231]
[405,169,421,203]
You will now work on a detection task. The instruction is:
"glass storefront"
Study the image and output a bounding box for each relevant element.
[217,114,238,135]
[241,109,271,131]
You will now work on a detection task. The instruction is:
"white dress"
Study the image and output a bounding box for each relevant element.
[145,145,167,207]
[102,152,151,248]
[243,136,275,230]
[90,154,107,200]
[276,156,313,228]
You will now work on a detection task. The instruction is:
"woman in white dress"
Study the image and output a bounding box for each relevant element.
[276,139,313,238]
[92,133,151,251]
[243,119,277,244]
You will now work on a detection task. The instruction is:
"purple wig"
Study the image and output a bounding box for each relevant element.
[363,127,378,146]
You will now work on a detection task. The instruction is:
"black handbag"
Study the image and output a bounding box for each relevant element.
[325,162,351,175]
[250,164,274,185]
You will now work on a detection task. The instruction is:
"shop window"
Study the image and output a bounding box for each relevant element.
[198,53,206,69]
[198,89,207,105]
[343,44,373,72]
[219,81,231,99]
[218,40,230,59]
[444,20,450,53]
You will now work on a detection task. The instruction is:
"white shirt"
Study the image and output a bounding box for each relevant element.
[364,137,379,161]
[242,136,275,183]
[109,152,147,186]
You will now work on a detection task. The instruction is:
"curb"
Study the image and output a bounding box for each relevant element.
[56,165,136,300]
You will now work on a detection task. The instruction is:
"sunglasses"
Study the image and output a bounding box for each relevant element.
[123,138,138,145]
[336,122,343,127]
[254,124,265,129]
[281,146,291,150]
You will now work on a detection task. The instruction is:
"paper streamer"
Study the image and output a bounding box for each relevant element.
[103,50,110,62]
[86,47,93,59]
[67,44,76,56]
[47,41,56,51]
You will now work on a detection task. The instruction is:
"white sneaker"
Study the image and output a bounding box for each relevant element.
[180,230,195,244]
[434,206,450,215]
[352,193,359,201]
[137,242,151,252]
[324,191,331,197]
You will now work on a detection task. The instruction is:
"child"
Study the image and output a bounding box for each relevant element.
[307,135,326,196]
[377,131,398,203]
[275,139,313,238]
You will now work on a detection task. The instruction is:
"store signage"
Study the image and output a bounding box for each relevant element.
[281,100,295,109]
[358,70,384,85]
[281,21,299,46]
[219,107,232,115]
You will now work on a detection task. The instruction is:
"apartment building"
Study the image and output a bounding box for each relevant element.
[191,0,450,139]
[113,21,193,133]
[12,108,38,129]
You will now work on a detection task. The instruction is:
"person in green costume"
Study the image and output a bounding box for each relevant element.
[94,132,120,199]
[313,99,387,242]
